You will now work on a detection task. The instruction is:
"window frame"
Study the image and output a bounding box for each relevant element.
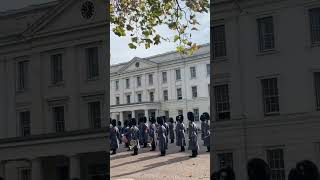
[212,24,227,58]
[257,16,275,52]
[261,78,280,116]
[190,66,197,79]
[85,46,99,80]
[214,84,231,121]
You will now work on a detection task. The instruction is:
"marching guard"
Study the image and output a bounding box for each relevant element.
[138,117,144,146]
[200,112,210,152]
[168,117,175,143]
[142,116,149,148]
[163,116,169,149]
[187,112,199,157]
[175,115,186,152]
[149,116,157,151]
[157,117,167,156]
[130,118,140,155]
[117,120,123,144]
[110,119,120,155]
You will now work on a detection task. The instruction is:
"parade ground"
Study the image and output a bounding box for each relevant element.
[110,136,210,180]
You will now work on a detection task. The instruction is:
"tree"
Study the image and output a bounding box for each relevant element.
[110,0,209,55]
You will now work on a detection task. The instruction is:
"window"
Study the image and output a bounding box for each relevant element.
[149,92,154,102]
[89,102,101,129]
[137,93,142,103]
[261,78,279,115]
[178,109,183,115]
[17,60,29,91]
[177,88,182,100]
[267,149,285,180]
[137,76,141,87]
[20,111,31,137]
[53,106,65,132]
[214,84,230,121]
[163,90,168,101]
[86,47,99,79]
[310,8,320,44]
[193,108,199,121]
[116,97,120,105]
[51,54,63,84]
[162,71,167,83]
[192,86,198,98]
[314,72,320,110]
[212,25,226,58]
[206,64,210,76]
[19,168,31,180]
[115,80,119,91]
[126,78,130,89]
[190,67,197,78]
[164,111,169,119]
[258,16,275,51]
[126,95,131,104]
[176,69,181,81]
[148,74,153,85]
[218,153,233,169]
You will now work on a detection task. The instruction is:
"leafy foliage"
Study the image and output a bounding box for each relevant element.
[110,0,209,55]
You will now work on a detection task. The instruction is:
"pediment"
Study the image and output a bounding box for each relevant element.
[118,57,158,74]
[23,0,107,36]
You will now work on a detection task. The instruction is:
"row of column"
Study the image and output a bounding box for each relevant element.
[111,109,151,121]
[0,154,81,180]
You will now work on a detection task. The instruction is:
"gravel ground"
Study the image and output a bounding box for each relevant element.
[110,137,210,180]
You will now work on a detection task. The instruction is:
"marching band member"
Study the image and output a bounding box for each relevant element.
[110,119,120,155]
[163,116,169,150]
[175,115,186,152]
[149,116,157,151]
[117,120,123,144]
[142,116,149,148]
[130,118,140,155]
[169,117,175,144]
[201,112,210,152]
[187,112,199,158]
[157,117,167,156]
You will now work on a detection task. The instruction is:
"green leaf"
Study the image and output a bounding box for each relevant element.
[128,43,137,49]
[174,35,180,42]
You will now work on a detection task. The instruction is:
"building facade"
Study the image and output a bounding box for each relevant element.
[211,0,320,179]
[110,44,210,127]
[0,0,108,180]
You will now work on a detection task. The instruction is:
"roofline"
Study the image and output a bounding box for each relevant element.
[0,0,60,17]
[110,42,210,67]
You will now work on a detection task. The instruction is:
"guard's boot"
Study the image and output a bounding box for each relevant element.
[132,147,138,156]
[171,139,174,143]
[111,149,116,155]
[180,146,185,152]
[190,150,197,158]
[160,150,166,156]
[206,146,210,152]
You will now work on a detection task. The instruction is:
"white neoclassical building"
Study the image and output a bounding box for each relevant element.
[110,44,210,127]
[0,0,108,180]
[212,0,320,179]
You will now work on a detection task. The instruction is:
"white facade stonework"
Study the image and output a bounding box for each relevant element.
[212,0,320,179]
[110,44,210,127]
[0,0,108,179]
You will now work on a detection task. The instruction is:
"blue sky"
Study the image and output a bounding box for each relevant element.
[110,12,210,65]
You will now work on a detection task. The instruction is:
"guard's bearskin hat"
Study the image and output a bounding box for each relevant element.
[187,112,195,121]
[111,119,117,127]
[149,116,156,123]
[169,117,174,123]
[203,112,210,120]
[296,160,319,180]
[200,114,205,121]
[131,118,137,126]
[117,120,122,126]
[176,115,184,122]
[247,158,270,180]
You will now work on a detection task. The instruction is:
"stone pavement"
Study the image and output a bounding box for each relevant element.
[110,137,210,180]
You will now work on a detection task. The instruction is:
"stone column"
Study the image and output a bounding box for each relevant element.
[119,111,124,124]
[31,158,42,180]
[144,109,149,118]
[69,155,81,179]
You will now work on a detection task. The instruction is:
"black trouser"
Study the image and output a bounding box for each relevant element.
[151,140,156,150]
[171,139,174,143]
[181,146,185,151]
[133,146,138,155]
[161,150,166,155]
[111,149,116,154]
[207,146,210,152]
[192,150,198,157]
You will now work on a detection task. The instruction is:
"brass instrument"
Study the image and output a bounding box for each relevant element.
[129,140,137,150]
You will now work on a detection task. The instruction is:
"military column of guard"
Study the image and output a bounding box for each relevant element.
[109,111,211,157]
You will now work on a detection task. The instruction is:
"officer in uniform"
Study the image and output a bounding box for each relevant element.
[200,112,210,152]
[110,119,120,155]
[123,120,130,148]
[168,117,175,144]
[157,117,167,156]
[149,116,157,151]
[162,116,169,149]
[187,112,199,157]
[142,116,149,148]
[125,119,132,151]
[130,118,140,155]
[138,117,144,146]
[117,120,123,144]
[175,115,186,152]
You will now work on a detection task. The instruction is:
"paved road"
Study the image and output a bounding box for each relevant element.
[110,136,210,180]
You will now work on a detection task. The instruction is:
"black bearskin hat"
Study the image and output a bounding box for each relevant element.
[288,168,302,180]
[162,116,167,122]
[149,116,156,123]
[187,112,194,121]
[111,119,117,127]
[131,118,137,126]
[203,112,210,120]
[143,116,147,123]
[247,158,270,180]
[200,114,205,121]
[176,115,184,122]
[169,117,174,123]
[296,160,319,180]
[117,120,122,126]
[157,117,164,125]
